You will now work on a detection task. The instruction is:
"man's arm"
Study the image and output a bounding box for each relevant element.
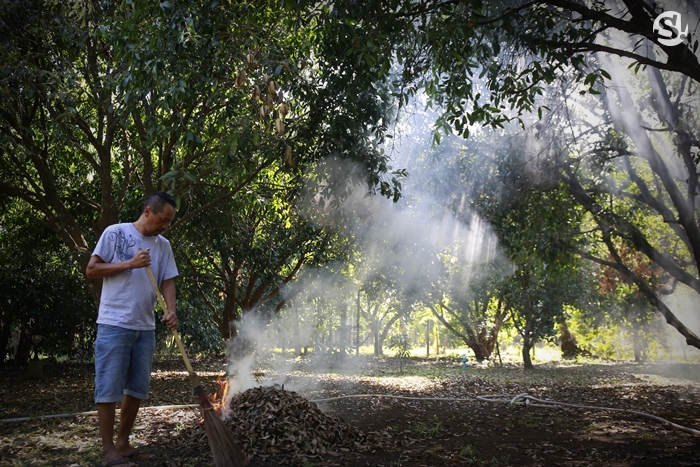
[161,278,178,330]
[85,249,152,279]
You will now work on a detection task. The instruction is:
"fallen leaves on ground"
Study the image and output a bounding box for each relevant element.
[2,357,700,466]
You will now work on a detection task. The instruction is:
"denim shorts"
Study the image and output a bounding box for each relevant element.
[94,324,156,403]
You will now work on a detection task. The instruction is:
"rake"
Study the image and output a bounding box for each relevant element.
[145,265,248,467]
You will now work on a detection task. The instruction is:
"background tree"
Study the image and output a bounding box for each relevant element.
[0,199,93,363]
[476,138,590,368]
[597,246,669,361]
[0,0,402,301]
[176,173,346,339]
[399,126,510,363]
[309,0,700,350]
[428,250,509,362]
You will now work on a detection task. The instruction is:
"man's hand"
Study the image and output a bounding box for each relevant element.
[162,311,178,330]
[130,248,151,269]
[161,278,177,330]
[86,249,151,279]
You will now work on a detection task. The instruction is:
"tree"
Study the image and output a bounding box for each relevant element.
[0,0,402,306]
[398,127,511,362]
[309,0,700,350]
[597,246,668,361]
[428,250,509,362]
[0,198,94,363]
[474,137,590,368]
[546,61,700,348]
[175,172,347,339]
[357,273,405,357]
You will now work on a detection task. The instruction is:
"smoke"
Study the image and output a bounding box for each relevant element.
[522,9,700,362]
[661,286,700,358]
[593,29,700,359]
[222,103,505,396]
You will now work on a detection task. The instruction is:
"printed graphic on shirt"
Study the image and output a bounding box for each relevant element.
[109,227,136,275]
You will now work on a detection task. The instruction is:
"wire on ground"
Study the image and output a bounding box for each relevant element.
[2,393,698,437]
[311,393,700,436]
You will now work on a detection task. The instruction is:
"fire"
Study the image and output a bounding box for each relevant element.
[210,375,232,420]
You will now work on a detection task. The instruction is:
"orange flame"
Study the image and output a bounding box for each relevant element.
[210,375,231,420]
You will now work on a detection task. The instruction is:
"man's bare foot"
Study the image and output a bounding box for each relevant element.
[102,449,135,467]
[118,445,155,461]
[102,460,136,467]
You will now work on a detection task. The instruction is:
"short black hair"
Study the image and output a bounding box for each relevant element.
[143,191,176,214]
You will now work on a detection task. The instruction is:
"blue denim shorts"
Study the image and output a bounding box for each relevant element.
[94,324,156,403]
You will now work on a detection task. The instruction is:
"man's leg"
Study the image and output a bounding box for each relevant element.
[115,395,141,455]
[95,324,136,466]
[97,402,129,465]
[115,330,156,460]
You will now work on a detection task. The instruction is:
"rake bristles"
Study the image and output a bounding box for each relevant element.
[194,385,249,467]
[203,407,249,467]
[144,262,248,467]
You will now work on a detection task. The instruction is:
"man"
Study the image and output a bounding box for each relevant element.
[86,192,179,467]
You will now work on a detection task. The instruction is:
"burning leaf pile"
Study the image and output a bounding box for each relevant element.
[223,385,388,464]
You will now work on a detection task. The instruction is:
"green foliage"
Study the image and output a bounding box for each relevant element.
[0,200,94,363]
[3,0,699,357]
[161,282,225,355]
[304,0,648,138]
[0,0,403,351]
[475,136,591,366]
[388,331,411,372]
[409,416,443,437]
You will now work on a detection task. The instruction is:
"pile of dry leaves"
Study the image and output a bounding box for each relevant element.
[223,385,393,465]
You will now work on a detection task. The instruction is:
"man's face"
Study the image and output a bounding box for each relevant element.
[145,203,176,236]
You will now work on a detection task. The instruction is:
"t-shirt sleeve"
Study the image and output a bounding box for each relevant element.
[158,239,178,284]
[92,226,116,263]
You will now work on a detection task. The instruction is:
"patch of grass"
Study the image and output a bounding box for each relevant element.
[409,416,443,437]
[459,444,512,466]
[459,443,478,460]
[519,413,548,429]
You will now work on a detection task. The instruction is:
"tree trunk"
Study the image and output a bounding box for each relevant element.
[470,344,486,362]
[522,323,535,369]
[340,305,348,355]
[0,319,12,364]
[429,302,504,362]
[434,323,440,354]
[294,309,302,356]
[280,322,286,355]
[377,313,400,357]
[559,322,580,359]
[221,291,238,340]
[13,332,32,365]
[633,323,643,362]
[356,289,361,356]
[522,342,534,370]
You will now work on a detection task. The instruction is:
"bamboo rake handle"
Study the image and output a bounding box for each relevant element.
[144,263,200,387]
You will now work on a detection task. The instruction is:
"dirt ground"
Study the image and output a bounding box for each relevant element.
[2,356,700,466]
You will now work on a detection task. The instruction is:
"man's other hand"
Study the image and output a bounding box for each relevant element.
[162,311,178,330]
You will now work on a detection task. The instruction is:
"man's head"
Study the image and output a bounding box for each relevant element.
[139,191,176,236]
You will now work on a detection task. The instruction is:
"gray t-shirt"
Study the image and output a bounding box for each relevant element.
[92,222,178,331]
